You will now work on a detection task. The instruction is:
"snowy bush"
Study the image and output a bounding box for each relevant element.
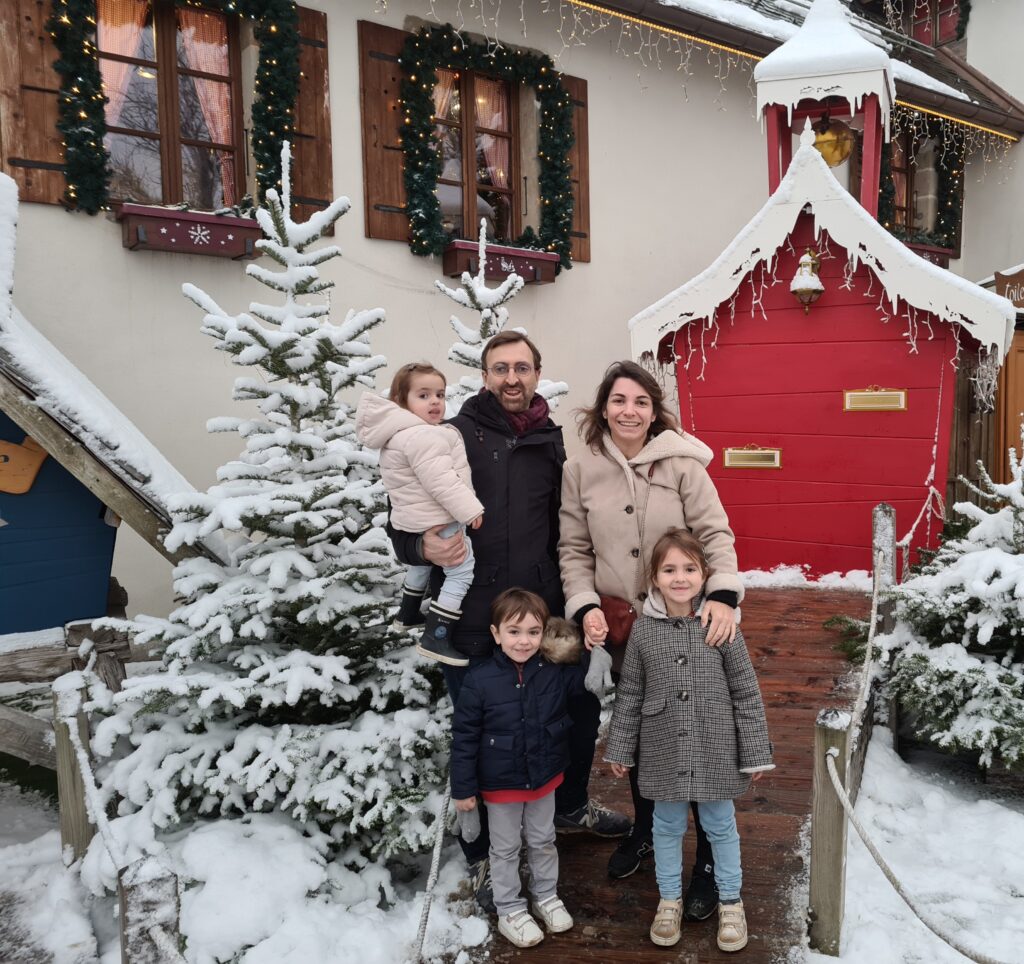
[440,218,568,413]
[881,438,1024,769]
[82,148,449,881]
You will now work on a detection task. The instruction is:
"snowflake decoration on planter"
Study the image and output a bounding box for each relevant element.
[189,224,211,245]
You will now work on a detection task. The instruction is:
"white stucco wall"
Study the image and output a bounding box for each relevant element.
[10,0,1023,618]
[952,0,1024,283]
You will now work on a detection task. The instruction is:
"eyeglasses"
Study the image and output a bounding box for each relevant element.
[486,363,535,377]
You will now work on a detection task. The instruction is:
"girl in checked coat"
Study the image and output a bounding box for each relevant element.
[605,528,773,952]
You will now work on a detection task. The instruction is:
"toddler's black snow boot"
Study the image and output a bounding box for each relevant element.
[393,587,427,629]
[417,602,469,666]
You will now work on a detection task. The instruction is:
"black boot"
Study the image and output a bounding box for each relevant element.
[416,602,469,666]
[393,587,426,629]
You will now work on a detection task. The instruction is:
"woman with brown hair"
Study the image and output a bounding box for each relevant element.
[558,360,743,919]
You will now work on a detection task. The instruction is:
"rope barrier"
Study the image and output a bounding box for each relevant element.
[410,778,453,964]
[825,750,1014,964]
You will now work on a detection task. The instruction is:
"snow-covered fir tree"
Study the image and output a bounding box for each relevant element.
[882,435,1024,769]
[83,147,448,880]
[439,218,568,414]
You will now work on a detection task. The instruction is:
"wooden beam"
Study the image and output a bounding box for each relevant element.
[53,688,94,862]
[808,708,850,956]
[0,703,55,769]
[0,368,198,565]
[0,625,131,684]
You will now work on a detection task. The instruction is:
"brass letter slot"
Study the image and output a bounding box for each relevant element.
[844,387,907,412]
[723,446,782,469]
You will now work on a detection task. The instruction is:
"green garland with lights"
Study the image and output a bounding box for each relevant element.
[399,24,575,270]
[47,0,109,214]
[47,0,299,214]
[877,118,963,251]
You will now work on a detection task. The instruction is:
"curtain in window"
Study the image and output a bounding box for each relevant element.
[474,77,509,189]
[97,0,150,127]
[432,70,459,124]
[177,7,235,203]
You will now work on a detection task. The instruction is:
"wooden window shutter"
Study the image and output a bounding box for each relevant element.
[291,7,333,225]
[358,20,409,242]
[0,0,65,205]
[561,74,590,264]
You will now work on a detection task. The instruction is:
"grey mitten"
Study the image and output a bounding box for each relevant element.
[585,645,614,697]
[457,805,481,843]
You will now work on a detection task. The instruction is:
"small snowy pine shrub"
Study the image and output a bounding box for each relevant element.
[84,148,448,882]
[440,218,568,414]
[882,438,1024,769]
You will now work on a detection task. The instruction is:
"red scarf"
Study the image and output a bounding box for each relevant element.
[496,390,550,436]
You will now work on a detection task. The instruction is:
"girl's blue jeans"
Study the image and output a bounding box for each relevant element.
[653,799,741,901]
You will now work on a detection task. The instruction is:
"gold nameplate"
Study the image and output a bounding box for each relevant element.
[723,447,782,469]
[844,388,907,412]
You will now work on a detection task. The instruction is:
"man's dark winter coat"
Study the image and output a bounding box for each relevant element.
[389,390,566,656]
[450,647,588,799]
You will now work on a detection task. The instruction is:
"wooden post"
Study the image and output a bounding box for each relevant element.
[808,707,851,956]
[118,857,181,964]
[52,688,94,863]
[872,503,900,752]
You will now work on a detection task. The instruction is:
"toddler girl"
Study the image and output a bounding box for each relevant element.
[356,363,483,666]
[604,528,773,951]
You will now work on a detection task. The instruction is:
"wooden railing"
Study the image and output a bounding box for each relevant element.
[807,503,895,954]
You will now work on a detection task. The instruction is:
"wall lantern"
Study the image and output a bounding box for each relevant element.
[791,248,824,314]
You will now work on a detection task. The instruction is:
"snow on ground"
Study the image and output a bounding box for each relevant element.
[795,733,1024,964]
[741,565,873,591]
[0,782,99,963]
[0,784,489,964]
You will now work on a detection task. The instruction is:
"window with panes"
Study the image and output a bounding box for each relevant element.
[908,0,960,46]
[432,68,519,242]
[96,0,243,209]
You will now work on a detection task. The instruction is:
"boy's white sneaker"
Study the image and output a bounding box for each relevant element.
[717,899,748,952]
[533,895,573,933]
[498,910,544,947]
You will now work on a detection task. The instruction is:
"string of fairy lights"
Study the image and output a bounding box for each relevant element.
[47,0,299,215]
[395,0,1014,254]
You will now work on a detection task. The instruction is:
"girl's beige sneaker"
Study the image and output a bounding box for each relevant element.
[498,910,544,947]
[717,899,748,952]
[649,898,682,946]
[533,895,574,933]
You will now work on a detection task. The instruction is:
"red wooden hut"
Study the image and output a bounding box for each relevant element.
[629,0,1015,574]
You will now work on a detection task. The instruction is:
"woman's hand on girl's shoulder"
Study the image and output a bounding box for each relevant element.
[701,600,737,646]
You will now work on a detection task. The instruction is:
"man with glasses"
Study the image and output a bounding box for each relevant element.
[388,331,630,913]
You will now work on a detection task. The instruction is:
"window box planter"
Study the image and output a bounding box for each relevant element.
[442,239,560,284]
[115,204,262,259]
[905,241,953,269]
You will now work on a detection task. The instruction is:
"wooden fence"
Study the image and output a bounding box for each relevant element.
[1,620,182,963]
[807,503,895,954]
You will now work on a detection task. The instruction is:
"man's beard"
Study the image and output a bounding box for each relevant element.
[500,387,532,412]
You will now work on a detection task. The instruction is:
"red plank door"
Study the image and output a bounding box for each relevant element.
[673,217,957,574]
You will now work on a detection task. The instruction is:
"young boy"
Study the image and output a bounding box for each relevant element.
[451,590,586,947]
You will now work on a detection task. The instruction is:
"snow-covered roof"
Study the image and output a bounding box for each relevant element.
[0,174,210,562]
[754,0,895,131]
[629,125,1016,358]
[649,0,977,105]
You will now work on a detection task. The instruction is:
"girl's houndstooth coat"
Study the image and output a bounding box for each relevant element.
[604,594,773,803]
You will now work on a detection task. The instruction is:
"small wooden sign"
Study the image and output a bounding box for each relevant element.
[723,446,782,469]
[995,267,1024,308]
[844,388,908,411]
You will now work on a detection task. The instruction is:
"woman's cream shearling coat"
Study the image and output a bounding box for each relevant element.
[558,430,742,622]
[355,393,483,532]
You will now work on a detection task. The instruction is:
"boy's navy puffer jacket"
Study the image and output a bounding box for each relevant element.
[451,639,588,799]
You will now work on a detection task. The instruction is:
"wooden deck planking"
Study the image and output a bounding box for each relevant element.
[475,587,870,964]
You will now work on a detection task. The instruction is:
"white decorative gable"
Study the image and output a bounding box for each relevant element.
[629,127,1015,358]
